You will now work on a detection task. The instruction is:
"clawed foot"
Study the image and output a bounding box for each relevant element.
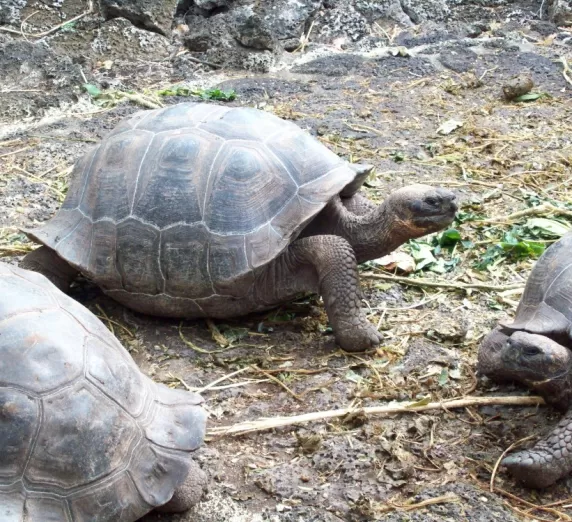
[502,450,565,489]
[334,319,383,352]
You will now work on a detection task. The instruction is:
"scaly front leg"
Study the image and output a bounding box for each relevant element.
[257,235,382,352]
[503,409,572,488]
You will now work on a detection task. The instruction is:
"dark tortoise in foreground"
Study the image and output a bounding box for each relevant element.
[21,102,457,352]
[0,262,207,521]
[478,231,572,488]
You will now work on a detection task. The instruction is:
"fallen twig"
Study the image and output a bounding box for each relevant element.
[477,202,572,224]
[207,395,544,437]
[206,319,230,347]
[0,1,94,39]
[362,272,524,292]
[560,56,572,87]
[173,49,223,69]
[377,494,459,514]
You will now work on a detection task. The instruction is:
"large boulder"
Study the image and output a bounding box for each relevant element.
[547,0,572,24]
[0,0,26,25]
[98,0,178,35]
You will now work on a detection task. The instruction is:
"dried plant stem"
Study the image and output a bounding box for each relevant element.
[479,202,572,224]
[208,395,544,437]
[362,272,524,292]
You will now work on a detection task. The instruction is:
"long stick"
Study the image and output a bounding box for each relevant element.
[362,272,524,292]
[207,395,544,437]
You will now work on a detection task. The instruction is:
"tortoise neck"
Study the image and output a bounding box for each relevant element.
[342,201,412,265]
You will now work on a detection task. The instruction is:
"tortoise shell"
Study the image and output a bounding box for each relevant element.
[501,231,572,341]
[25,102,355,316]
[0,262,206,521]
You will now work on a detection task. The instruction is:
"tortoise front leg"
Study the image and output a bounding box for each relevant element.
[257,235,382,352]
[20,246,78,293]
[502,410,572,488]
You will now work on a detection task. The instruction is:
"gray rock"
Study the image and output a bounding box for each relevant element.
[0,0,26,25]
[261,0,322,42]
[547,0,572,24]
[98,0,178,36]
[292,53,365,76]
[317,2,370,41]
[234,11,276,50]
[184,12,233,52]
[0,39,82,122]
[195,0,233,9]
[401,0,451,23]
[91,17,171,60]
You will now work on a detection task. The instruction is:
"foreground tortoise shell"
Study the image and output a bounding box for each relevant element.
[478,231,572,488]
[0,262,206,521]
[25,102,354,317]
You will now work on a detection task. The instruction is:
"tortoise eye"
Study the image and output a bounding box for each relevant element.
[425,196,438,206]
[523,346,541,357]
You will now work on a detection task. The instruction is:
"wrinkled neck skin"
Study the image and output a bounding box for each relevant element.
[533,373,572,413]
[307,197,416,265]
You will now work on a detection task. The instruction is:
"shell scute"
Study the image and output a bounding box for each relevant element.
[199,106,289,141]
[115,219,162,294]
[26,383,139,489]
[68,472,149,522]
[86,336,147,417]
[266,129,345,186]
[0,389,39,479]
[504,233,572,337]
[204,140,297,235]
[0,267,57,319]
[21,496,70,522]
[161,224,212,298]
[128,445,190,508]
[0,311,85,394]
[209,233,252,296]
[136,103,231,134]
[131,128,223,228]
[80,130,153,222]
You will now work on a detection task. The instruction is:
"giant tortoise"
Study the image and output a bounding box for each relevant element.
[21,102,457,352]
[478,231,572,488]
[0,261,207,521]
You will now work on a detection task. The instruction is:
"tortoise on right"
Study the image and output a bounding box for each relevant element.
[478,231,572,488]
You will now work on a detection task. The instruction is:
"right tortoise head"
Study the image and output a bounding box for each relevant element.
[479,328,572,412]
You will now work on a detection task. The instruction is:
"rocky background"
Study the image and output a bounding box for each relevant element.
[0,0,571,120]
[1,1,572,522]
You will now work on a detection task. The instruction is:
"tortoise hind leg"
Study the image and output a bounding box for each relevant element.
[155,460,208,513]
[20,246,78,293]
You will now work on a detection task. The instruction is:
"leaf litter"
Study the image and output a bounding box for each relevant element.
[2,25,572,522]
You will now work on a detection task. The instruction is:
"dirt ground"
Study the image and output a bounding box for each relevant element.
[2,4,572,521]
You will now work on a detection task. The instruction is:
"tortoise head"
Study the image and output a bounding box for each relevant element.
[388,184,457,237]
[500,331,572,412]
[477,327,512,381]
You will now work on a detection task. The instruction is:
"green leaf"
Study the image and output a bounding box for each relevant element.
[439,228,461,247]
[526,218,571,238]
[406,396,432,408]
[499,239,545,259]
[438,367,449,386]
[198,88,236,101]
[408,242,436,270]
[82,83,102,98]
[514,92,543,102]
[345,369,364,384]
